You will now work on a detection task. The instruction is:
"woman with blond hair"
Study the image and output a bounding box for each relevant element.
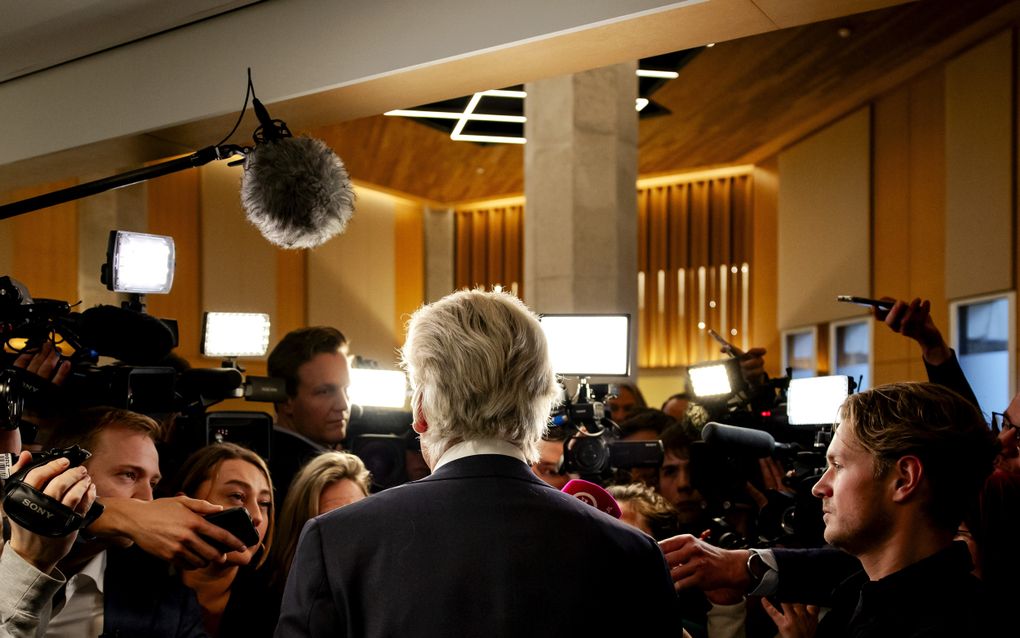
[268,450,371,589]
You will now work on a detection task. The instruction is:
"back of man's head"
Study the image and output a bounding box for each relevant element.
[47,407,162,453]
[268,326,348,399]
[401,290,560,463]
[839,382,997,531]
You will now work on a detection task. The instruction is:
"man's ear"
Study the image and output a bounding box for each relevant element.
[890,455,924,503]
[412,396,428,434]
[276,398,294,422]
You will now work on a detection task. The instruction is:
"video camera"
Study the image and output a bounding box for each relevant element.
[549,378,663,481]
[0,231,284,460]
[0,445,104,537]
[538,314,663,483]
[686,357,858,548]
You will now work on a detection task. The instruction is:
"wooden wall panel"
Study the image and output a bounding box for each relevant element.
[872,84,914,384]
[147,169,202,363]
[751,160,780,377]
[907,66,948,381]
[9,180,78,302]
[393,199,424,345]
[275,249,307,342]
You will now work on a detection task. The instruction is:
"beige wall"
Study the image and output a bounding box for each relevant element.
[308,186,400,368]
[945,30,1014,300]
[777,108,871,331]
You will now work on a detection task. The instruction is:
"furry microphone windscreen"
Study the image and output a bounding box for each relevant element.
[240,136,356,249]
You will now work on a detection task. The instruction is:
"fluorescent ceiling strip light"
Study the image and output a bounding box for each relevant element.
[385,109,463,119]
[451,133,526,144]
[385,109,525,123]
[636,69,679,79]
[452,92,484,137]
[481,89,527,98]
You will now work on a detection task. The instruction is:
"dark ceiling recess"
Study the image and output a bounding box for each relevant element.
[395,49,701,145]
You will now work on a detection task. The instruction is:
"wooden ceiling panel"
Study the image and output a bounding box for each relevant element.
[310,0,1016,205]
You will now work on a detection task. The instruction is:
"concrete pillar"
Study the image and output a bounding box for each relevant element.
[524,62,638,379]
[423,206,455,303]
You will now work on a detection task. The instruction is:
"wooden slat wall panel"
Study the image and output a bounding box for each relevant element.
[454,203,525,298]
[637,172,755,368]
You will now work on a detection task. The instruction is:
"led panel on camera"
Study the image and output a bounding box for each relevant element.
[104,230,175,294]
[349,368,408,409]
[687,361,734,397]
[540,314,630,377]
[201,312,271,357]
[787,375,851,426]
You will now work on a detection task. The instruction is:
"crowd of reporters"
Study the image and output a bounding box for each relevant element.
[1,293,1018,637]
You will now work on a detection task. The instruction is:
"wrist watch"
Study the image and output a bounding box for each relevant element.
[745,548,779,596]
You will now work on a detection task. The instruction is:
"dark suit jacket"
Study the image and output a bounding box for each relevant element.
[102,546,207,637]
[276,454,678,638]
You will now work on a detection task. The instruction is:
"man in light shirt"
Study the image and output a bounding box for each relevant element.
[41,408,226,638]
[277,290,679,638]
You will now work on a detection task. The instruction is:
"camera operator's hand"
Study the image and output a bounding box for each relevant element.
[738,347,768,387]
[87,495,247,570]
[762,599,819,638]
[874,297,951,366]
[5,452,97,574]
[746,457,795,511]
[13,340,71,386]
[658,534,750,602]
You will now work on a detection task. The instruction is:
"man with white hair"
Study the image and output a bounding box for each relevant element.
[276,290,678,638]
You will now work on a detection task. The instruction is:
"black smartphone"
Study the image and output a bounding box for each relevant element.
[836,295,894,311]
[204,506,260,552]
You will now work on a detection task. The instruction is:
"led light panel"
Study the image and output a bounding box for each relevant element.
[540,314,630,377]
[688,362,733,397]
[106,230,175,294]
[348,368,408,409]
[787,375,851,426]
[202,312,271,357]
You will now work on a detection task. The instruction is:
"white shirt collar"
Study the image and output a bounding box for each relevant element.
[432,439,529,471]
[74,549,107,595]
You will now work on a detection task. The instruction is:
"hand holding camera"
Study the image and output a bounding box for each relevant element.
[4,451,98,573]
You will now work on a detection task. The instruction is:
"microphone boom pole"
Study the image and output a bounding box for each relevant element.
[0,144,244,221]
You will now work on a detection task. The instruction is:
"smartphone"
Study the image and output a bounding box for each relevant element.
[707,328,744,358]
[836,295,893,311]
[204,506,260,552]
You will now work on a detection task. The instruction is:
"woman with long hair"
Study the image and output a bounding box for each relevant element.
[170,443,275,637]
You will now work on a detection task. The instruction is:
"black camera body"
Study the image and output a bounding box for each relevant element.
[1,445,104,537]
[551,379,663,482]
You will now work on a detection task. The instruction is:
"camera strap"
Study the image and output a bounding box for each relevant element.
[1,481,103,537]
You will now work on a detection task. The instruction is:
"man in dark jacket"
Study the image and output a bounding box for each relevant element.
[277,290,679,638]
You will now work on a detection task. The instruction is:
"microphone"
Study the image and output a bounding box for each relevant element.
[701,422,796,458]
[78,305,177,365]
[561,479,622,519]
[239,97,356,249]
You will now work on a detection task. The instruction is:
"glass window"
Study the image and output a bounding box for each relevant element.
[783,328,816,379]
[952,294,1015,420]
[832,320,870,391]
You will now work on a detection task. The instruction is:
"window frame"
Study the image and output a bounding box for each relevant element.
[781,325,819,378]
[948,290,1016,415]
[829,317,872,392]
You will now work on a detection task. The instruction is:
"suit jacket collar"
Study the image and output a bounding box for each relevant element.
[423,453,550,488]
